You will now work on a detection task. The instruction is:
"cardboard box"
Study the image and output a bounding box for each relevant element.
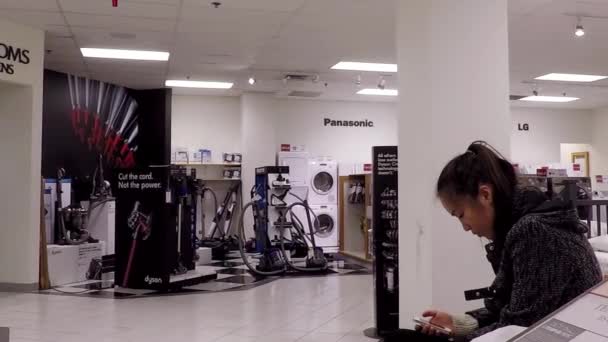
[47,242,105,286]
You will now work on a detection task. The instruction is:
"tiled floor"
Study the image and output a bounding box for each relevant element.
[42,252,371,299]
[0,274,376,342]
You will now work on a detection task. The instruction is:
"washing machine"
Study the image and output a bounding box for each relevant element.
[278,151,310,187]
[291,204,339,250]
[310,204,339,250]
[308,158,338,205]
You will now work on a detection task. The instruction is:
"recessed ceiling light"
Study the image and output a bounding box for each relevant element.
[331,61,397,73]
[165,80,233,89]
[81,48,169,61]
[248,77,256,85]
[519,95,579,103]
[535,73,606,82]
[357,88,398,96]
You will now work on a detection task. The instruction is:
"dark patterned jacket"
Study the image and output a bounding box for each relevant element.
[465,188,602,341]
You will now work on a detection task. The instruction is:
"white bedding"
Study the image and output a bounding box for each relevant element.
[582,220,608,238]
[596,251,608,275]
[471,326,526,342]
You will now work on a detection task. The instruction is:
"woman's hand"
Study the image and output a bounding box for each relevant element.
[416,310,455,336]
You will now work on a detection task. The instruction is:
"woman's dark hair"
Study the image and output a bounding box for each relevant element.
[436,141,517,244]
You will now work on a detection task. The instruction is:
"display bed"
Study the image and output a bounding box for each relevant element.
[579,200,608,279]
[38,252,371,299]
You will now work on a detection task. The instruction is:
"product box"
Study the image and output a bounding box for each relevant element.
[47,242,105,286]
[192,149,212,164]
[172,147,189,164]
[223,152,242,164]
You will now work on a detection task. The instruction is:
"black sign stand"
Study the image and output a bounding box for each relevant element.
[368,146,399,337]
[114,166,174,289]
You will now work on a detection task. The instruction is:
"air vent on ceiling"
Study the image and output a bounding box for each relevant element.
[284,74,312,81]
[288,91,322,98]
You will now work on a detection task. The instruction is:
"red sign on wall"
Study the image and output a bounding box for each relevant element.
[280,144,291,152]
[573,164,581,171]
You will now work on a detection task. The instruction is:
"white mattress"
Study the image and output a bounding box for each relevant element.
[596,251,608,275]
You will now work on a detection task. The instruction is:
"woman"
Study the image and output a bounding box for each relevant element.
[419,141,602,341]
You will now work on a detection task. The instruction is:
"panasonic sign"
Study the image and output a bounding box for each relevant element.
[324,118,374,128]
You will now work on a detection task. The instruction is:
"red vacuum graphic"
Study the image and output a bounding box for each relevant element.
[66,74,139,168]
[122,201,152,288]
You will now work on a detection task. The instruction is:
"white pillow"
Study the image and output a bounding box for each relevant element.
[471,326,526,342]
[589,235,608,253]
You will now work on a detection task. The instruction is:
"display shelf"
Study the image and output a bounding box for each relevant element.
[172,163,241,167]
[204,178,241,181]
[338,174,372,261]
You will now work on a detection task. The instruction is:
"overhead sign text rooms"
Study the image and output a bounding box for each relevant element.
[324,118,374,127]
[0,42,31,75]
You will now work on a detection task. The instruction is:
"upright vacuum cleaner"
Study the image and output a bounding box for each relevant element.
[170,166,197,274]
[236,166,328,276]
[200,183,241,259]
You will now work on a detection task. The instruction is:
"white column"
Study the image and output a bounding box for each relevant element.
[0,19,44,288]
[397,0,511,327]
[240,93,279,229]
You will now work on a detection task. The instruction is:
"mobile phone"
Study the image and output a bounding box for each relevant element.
[413,317,452,335]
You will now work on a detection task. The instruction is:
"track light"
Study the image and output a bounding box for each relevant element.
[355,75,362,86]
[575,17,585,37]
[248,77,256,85]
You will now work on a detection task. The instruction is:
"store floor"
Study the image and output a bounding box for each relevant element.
[0,274,375,342]
[42,252,371,298]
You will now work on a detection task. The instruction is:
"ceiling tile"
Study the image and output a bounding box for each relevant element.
[128,0,181,4]
[0,0,59,11]
[0,9,65,29]
[73,28,174,50]
[45,25,72,37]
[178,7,287,35]
[182,0,306,12]
[65,12,174,32]
[59,0,178,19]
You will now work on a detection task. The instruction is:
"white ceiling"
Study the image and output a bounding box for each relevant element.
[2,0,608,107]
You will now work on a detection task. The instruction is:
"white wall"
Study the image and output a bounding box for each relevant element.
[0,19,44,287]
[511,107,593,164]
[274,98,398,165]
[171,95,241,163]
[172,95,398,167]
[591,107,608,182]
[397,0,510,324]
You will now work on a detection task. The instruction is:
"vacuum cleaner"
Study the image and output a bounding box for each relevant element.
[236,166,328,276]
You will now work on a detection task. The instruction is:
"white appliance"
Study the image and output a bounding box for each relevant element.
[310,204,339,250]
[87,200,116,255]
[277,151,310,187]
[308,158,338,205]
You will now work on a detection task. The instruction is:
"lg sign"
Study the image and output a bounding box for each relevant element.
[0,42,31,75]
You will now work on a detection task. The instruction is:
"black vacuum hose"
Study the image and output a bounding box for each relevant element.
[236,201,286,276]
[279,202,328,272]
